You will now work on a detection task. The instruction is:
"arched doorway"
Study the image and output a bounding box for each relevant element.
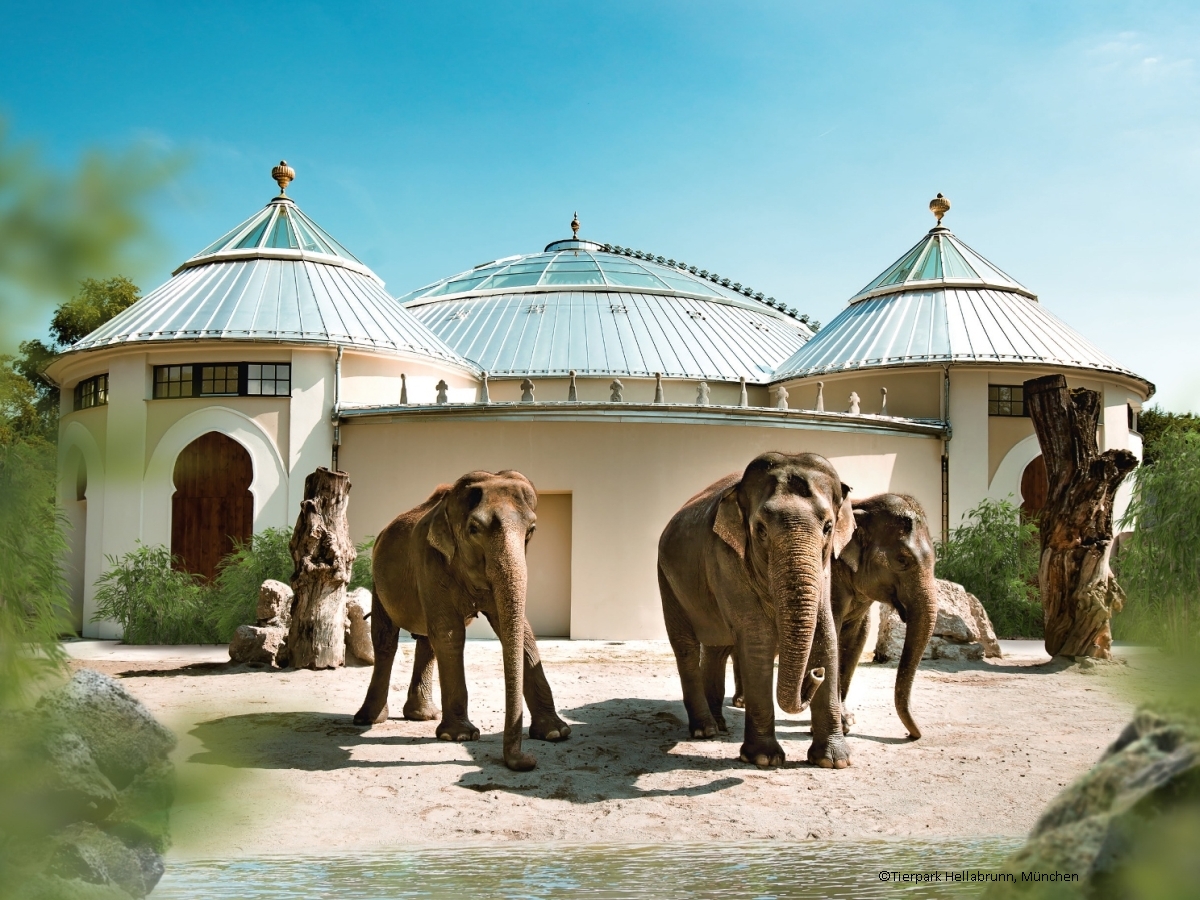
[1021,455,1048,520]
[171,432,254,580]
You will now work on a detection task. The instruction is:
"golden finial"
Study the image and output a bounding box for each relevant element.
[272,160,295,195]
[570,211,580,239]
[929,192,950,226]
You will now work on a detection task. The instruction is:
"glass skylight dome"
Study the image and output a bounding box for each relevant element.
[401,228,815,382]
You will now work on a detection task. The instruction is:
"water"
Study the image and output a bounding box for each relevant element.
[156,839,1020,899]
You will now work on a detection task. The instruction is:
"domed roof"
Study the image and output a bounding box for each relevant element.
[774,199,1150,391]
[69,164,469,367]
[401,224,813,382]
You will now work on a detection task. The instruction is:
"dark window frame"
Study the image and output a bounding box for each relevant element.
[152,362,291,399]
[73,373,109,411]
[988,384,1028,417]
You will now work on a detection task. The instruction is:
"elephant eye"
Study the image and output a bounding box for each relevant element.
[823,521,834,536]
[526,525,536,539]
[467,521,482,535]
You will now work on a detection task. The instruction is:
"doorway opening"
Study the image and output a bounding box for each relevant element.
[171,431,254,580]
[1021,454,1048,521]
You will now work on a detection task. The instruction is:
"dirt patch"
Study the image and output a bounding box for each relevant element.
[70,641,1148,858]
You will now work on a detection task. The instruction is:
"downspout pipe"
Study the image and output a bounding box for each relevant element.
[332,345,344,471]
[941,365,951,545]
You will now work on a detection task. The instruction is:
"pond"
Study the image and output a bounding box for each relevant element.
[156,839,1021,899]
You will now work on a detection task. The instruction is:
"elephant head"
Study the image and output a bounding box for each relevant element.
[713,452,855,715]
[838,493,937,738]
[426,470,539,770]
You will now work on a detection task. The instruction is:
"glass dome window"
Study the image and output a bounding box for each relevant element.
[181,199,362,268]
[852,229,1031,302]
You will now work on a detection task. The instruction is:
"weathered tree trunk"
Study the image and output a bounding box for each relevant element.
[285,467,356,669]
[1024,375,1138,659]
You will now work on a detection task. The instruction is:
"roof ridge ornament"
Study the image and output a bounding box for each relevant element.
[273,160,295,195]
[571,211,580,240]
[929,192,950,228]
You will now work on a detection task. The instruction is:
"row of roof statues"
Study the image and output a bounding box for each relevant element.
[398,372,890,415]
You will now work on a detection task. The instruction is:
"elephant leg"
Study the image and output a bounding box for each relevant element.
[731,653,745,708]
[353,593,400,726]
[429,623,478,742]
[403,634,440,721]
[837,611,871,734]
[660,568,721,739]
[736,636,784,767]
[517,618,572,742]
[699,645,731,733]
[806,597,850,769]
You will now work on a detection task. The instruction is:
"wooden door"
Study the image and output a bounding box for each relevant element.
[171,432,254,580]
[1021,455,1048,520]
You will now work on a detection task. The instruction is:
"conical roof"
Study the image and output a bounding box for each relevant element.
[68,164,470,367]
[774,199,1151,391]
[400,222,813,382]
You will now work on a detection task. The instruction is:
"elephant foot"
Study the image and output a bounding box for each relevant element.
[689,717,723,740]
[353,703,388,726]
[504,750,537,772]
[807,733,851,769]
[731,693,745,709]
[403,698,441,721]
[739,736,785,768]
[529,713,572,742]
[436,719,480,742]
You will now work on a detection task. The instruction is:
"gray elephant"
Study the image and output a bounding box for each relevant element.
[657,451,855,769]
[832,493,937,739]
[353,470,571,771]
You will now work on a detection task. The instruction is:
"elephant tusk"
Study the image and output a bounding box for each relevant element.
[797,666,826,712]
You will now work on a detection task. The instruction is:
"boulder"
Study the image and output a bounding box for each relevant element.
[256,579,293,629]
[228,624,286,666]
[345,587,375,665]
[983,710,1200,896]
[40,731,119,823]
[47,821,159,899]
[875,579,1001,662]
[36,670,176,791]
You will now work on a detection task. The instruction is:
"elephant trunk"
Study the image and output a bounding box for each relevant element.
[772,537,824,715]
[489,529,536,771]
[895,574,938,739]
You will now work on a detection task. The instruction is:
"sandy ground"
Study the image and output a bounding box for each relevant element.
[65,639,1148,859]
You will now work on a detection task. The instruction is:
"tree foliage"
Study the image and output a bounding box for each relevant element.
[1137,406,1200,466]
[1115,431,1200,653]
[936,497,1044,638]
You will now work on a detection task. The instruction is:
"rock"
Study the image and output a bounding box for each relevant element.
[345,587,374,665]
[875,579,1002,662]
[106,760,175,852]
[983,710,1200,897]
[228,624,286,666]
[47,822,158,899]
[36,671,176,791]
[256,579,293,629]
[40,731,119,823]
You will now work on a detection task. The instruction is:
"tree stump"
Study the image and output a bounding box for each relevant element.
[285,467,356,669]
[1024,375,1138,659]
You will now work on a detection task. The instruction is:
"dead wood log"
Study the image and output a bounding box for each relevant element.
[1024,375,1138,659]
[285,467,356,669]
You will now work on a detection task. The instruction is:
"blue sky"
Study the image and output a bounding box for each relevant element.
[2,0,1197,411]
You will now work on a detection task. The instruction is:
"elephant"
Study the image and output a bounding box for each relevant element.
[831,493,937,739]
[657,451,855,769]
[352,470,572,771]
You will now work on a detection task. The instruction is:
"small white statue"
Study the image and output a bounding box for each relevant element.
[880,387,888,416]
[520,379,535,402]
[480,372,490,404]
[772,385,790,410]
[610,379,624,402]
[815,381,824,412]
[400,373,408,405]
[696,381,710,406]
[654,373,665,404]
[568,370,578,402]
[436,380,449,405]
[738,377,748,408]
[847,391,860,414]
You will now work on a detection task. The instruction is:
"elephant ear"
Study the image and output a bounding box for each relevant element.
[832,483,856,560]
[426,501,456,562]
[839,524,863,572]
[713,487,747,560]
